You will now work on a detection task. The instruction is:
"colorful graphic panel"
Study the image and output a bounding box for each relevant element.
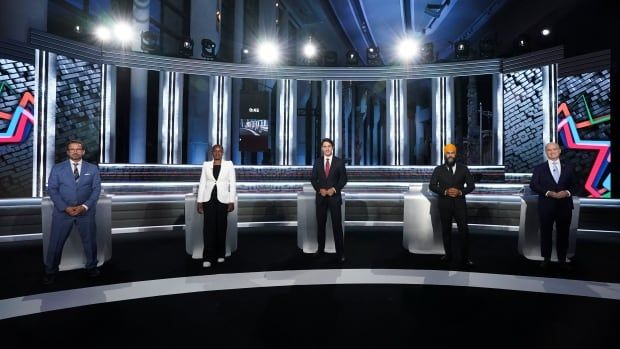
[558,70,611,198]
[0,58,35,198]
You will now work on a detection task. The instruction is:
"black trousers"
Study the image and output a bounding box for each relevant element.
[539,206,572,262]
[202,199,228,262]
[315,196,345,257]
[438,198,470,262]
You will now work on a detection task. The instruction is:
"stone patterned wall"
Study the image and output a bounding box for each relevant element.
[503,68,543,173]
[558,70,611,197]
[54,55,101,163]
[0,58,35,198]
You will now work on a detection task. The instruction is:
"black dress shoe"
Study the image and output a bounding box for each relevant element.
[440,255,452,263]
[558,261,572,271]
[540,259,551,269]
[461,259,474,268]
[312,250,324,257]
[338,255,346,263]
[42,273,56,285]
[86,268,100,278]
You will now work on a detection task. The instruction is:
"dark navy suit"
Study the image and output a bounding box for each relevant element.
[46,160,101,274]
[529,161,576,261]
[310,156,348,257]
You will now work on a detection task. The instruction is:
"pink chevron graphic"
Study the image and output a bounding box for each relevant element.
[0,91,35,144]
[557,102,611,198]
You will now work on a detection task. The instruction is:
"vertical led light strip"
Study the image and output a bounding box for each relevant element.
[32,50,57,197]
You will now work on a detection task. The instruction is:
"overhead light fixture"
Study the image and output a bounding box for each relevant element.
[179,37,194,57]
[541,28,551,36]
[397,38,420,62]
[141,31,159,53]
[424,3,444,18]
[454,40,469,59]
[94,26,112,43]
[303,39,318,59]
[256,41,280,65]
[346,50,360,66]
[513,34,530,54]
[201,38,217,61]
[366,46,381,66]
[241,47,251,63]
[420,42,434,63]
[113,22,134,45]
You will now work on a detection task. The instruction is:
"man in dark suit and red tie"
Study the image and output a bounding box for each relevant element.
[310,138,348,263]
[429,143,475,268]
[529,142,577,269]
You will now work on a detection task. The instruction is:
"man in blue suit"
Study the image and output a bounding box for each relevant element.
[43,140,102,284]
[530,142,577,270]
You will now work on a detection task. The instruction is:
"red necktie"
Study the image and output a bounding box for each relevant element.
[325,158,331,177]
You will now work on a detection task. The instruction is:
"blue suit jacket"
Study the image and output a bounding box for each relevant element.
[530,161,576,210]
[47,160,102,216]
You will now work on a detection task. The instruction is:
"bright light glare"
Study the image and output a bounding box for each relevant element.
[113,22,134,43]
[257,41,280,64]
[303,42,317,58]
[95,26,111,42]
[541,28,551,36]
[397,38,419,61]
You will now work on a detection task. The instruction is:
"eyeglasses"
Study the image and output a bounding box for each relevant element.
[67,148,84,152]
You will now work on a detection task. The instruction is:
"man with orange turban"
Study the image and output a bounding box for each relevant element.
[429,143,476,268]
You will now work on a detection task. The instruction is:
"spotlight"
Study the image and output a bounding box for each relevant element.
[201,38,217,60]
[366,46,381,66]
[140,31,159,53]
[346,50,360,66]
[303,38,319,65]
[541,28,551,36]
[303,40,318,59]
[241,47,251,63]
[397,38,419,62]
[514,34,530,54]
[256,41,280,65]
[94,25,112,42]
[74,25,82,36]
[179,37,194,57]
[478,38,495,58]
[113,22,134,45]
[420,42,434,63]
[454,40,470,60]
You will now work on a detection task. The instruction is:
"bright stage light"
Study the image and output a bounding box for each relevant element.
[303,41,317,58]
[113,22,134,44]
[94,26,112,42]
[397,38,420,62]
[257,41,280,65]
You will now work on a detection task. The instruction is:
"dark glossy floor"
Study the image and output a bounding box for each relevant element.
[1,228,619,348]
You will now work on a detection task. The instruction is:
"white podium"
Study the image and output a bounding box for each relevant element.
[518,187,579,261]
[184,191,238,259]
[403,184,444,254]
[297,184,345,253]
[41,195,112,271]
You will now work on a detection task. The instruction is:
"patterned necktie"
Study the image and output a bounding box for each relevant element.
[552,162,560,183]
[325,158,331,177]
[73,163,80,181]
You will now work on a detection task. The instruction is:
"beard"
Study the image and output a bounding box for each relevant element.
[445,157,455,167]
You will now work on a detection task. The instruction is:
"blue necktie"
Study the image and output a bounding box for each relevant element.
[73,163,80,181]
[552,162,560,183]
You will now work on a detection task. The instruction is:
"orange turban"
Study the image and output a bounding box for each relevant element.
[443,143,457,153]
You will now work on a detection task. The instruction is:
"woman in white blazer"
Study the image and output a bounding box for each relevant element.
[196,144,236,268]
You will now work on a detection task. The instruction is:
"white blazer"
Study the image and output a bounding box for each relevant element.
[197,160,237,204]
